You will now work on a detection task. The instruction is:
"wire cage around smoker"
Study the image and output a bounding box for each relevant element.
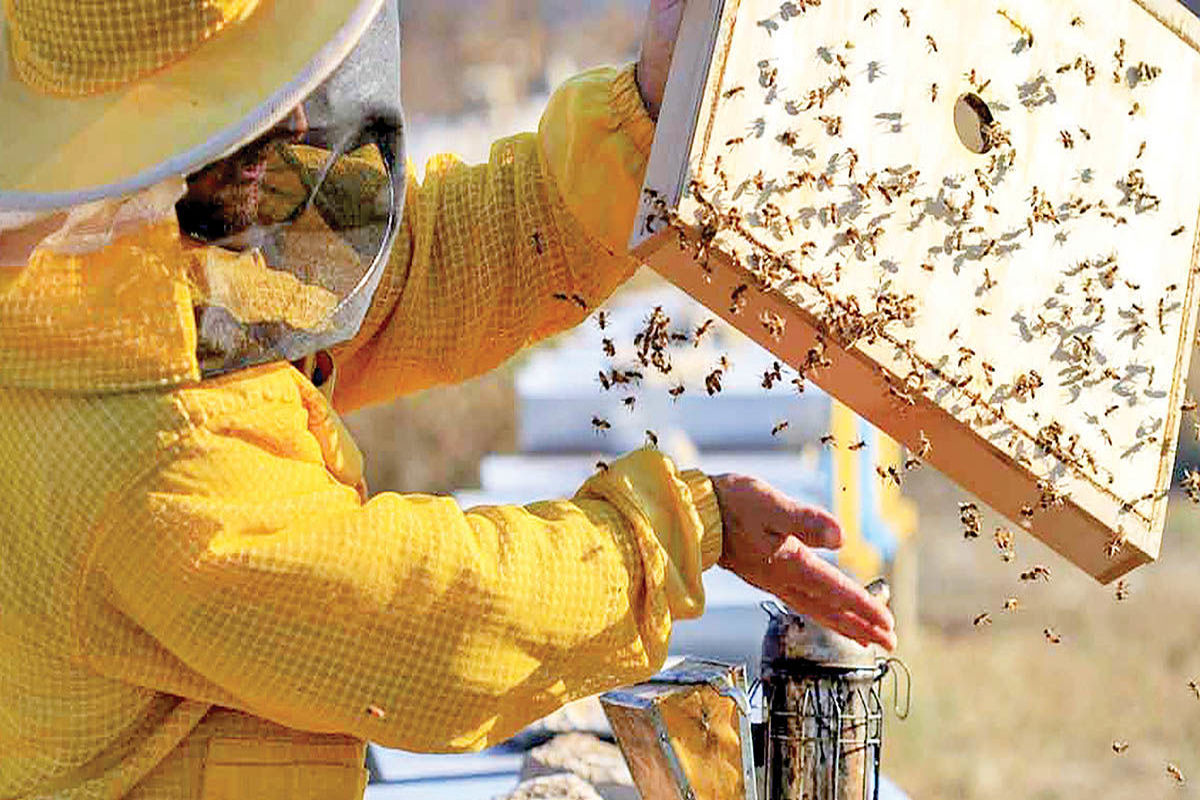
[762,661,890,800]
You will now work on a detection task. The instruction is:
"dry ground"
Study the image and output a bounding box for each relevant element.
[886,469,1200,799]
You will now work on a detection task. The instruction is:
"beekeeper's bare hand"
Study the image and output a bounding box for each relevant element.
[711,474,898,651]
[637,0,687,120]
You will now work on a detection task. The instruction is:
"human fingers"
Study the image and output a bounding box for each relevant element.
[774,537,896,632]
[789,601,897,651]
[765,490,842,550]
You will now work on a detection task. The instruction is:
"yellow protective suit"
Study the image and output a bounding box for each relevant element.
[0,65,723,799]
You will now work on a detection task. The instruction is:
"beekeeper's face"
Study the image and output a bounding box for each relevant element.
[175,105,309,242]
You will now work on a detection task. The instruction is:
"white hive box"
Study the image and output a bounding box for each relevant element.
[634,0,1200,582]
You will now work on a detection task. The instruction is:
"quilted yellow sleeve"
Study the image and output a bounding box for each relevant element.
[331,64,654,414]
[91,400,722,752]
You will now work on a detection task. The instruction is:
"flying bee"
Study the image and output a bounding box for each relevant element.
[772,420,790,437]
[1021,565,1052,582]
[1172,226,1186,237]
[595,460,609,472]
[694,318,715,346]
[1137,141,1147,159]
[1112,741,1129,754]
[973,612,992,628]
[846,147,858,178]
[645,429,659,448]
[1070,15,1084,26]
[725,136,745,148]
[930,82,938,102]
[828,202,839,225]
[1060,130,1075,149]
[602,338,616,358]
[597,310,608,330]
[925,34,938,53]
[1167,763,1185,784]
[1189,680,1200,700]
[848,440,867,451]
[1003,597,1020,612]
[591,416,611,433]
[1115,580,1130,601]
[820,434,837,448]
[1043,627,1062,644]
[668,385,685,400]
[900,8,911,27]
[818,115,842,136]
[722,85,745,99]
[622,396,637,411]
[863,7,879,22]
[598,370,612,391]
[921,262,935,272]
[366,705,387,720]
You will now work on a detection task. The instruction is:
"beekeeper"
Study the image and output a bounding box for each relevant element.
[0,0,895,796]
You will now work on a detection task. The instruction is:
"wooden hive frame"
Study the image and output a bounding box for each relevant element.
[633,0,1200,583]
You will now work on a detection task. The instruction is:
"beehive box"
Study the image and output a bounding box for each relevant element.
[634,0,1200,583]
[600,659,757,800]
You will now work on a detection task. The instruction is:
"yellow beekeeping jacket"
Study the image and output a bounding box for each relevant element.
[0,65,723,799]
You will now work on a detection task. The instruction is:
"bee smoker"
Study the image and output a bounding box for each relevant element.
[758,584,909,800]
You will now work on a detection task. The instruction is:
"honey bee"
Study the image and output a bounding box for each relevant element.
[705,369,724,396]
[959,502,982,538]
[1137,141,1147,159]
[863,8,879,22]
[366,705,387,720]
[722,85,746,99]
[1172,226,1186,237]
[846,147,858,178]
[592,416,611,433]
[1188,680,1200,700]
[1167,763,1185,784]
[1003,597,1020,612]
[818,114,843,136]
[597,370,612,391]
[1111,740,1129,754]
[929,82,938,102]
[1021,565,1052,582]
[917,430,932,459]
[921,262,935,272]
[622,396,637,411]
[772,420,790,437]
[645,429,659,448]
[925,34,938,53]
[1059,130,1074,149]
[1043,627,1063,644]
[694,318,715,346]
[828,202,839,225]
[602,338,616,358]
[531,231,545,254]
[973,612,992,628]
[1115,580,1130,601]
[597,310,608,330]
[994,527,1015,560]
[725,136,745,148]
[595,460,610,472]
[1070,16,1084,27]
[820,434,837,448]
[900,8,911,27]
[668,385,685,400]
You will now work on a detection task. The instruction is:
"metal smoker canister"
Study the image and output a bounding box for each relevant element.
[759,588,909,800]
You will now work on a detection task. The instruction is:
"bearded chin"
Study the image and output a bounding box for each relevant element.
[175,183,261,244]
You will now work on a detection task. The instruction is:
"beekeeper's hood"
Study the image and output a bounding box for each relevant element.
[0,0,406,380]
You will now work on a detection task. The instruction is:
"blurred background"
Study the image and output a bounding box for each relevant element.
[350,2,1200,796]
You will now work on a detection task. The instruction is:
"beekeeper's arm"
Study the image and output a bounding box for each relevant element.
[330,63,652,413]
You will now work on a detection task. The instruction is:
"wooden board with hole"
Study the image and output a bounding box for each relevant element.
[633,0,1200,582]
